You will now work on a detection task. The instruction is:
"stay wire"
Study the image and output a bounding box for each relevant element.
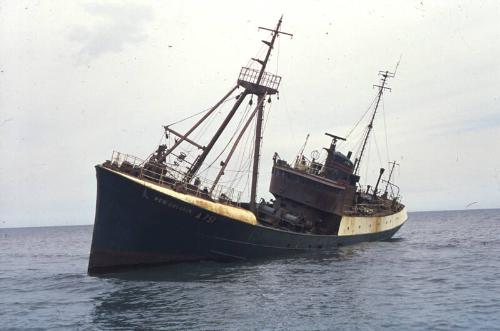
[342,94,378,143]
[197,101,253,176]
[372,128,383,169]
[381,97,391,163]
[166,95,236,127]
[364,139,371,187]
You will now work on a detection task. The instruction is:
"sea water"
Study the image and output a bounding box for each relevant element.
[1,209,499,330]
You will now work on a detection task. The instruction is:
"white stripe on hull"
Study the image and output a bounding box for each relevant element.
[338,207,407,236]
[103,167,407,235]
[104,167,258,225]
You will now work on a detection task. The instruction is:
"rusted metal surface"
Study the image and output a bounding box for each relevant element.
[238,67,281,95]
[88,18,409,276]
[270,164,346,214]
[104,151,244,207]
[100,18,404,237]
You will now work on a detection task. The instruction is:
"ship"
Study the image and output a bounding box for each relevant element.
[88,18,407,275]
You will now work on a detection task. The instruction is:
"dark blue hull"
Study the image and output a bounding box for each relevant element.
[88,166,404,275]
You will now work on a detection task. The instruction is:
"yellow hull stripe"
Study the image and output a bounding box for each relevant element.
[105,167,258,225]
[338,207,407,236]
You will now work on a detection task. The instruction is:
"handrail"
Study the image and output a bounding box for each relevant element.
[108,151,244,207]
[380,179,400,200]
[238,67,282,91]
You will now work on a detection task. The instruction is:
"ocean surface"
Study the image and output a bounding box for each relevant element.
[1,209,500,330]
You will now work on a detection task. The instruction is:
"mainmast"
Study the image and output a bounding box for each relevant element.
[354,70,394,176]
[157,17,291,210]
[247,16,293,211]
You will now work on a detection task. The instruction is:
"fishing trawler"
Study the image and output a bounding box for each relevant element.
[88,18,407,275]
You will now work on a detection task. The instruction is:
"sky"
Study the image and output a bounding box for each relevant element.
[0,0,499,228]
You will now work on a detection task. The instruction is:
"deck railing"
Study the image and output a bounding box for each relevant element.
[238,67,281,93]
[292,156,323,176]
[108,151,244,207]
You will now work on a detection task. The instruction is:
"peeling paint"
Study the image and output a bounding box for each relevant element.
[106,167,258,225]
[338,208,407,236]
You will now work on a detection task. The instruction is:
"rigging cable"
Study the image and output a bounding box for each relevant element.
[342,94,377,142]
[166,95,236,127]
[363,138,371,188]
[275,34,281,75]
[197,101,253,176]
[231,116,255,185]
[162,95,239,169]
[381,96,391,163]
[242,121,257,199]
[354,126,369,160]
[247,42,266,69]
[229,116,255,187]
[372,127,383,169]
[261,101,273,140]
[222,118,256,199]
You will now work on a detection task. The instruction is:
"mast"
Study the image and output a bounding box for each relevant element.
[354,70,394,176]
[250,94,265,210]
[249,16,292,211]
[158,17,291,204]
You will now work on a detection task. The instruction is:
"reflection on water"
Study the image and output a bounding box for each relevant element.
[90,248,374,329]
[97,248,355,282]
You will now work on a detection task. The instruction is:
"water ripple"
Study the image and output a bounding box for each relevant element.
[1,210,500,330]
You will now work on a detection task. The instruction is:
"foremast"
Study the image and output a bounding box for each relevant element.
[248,17,293,211]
